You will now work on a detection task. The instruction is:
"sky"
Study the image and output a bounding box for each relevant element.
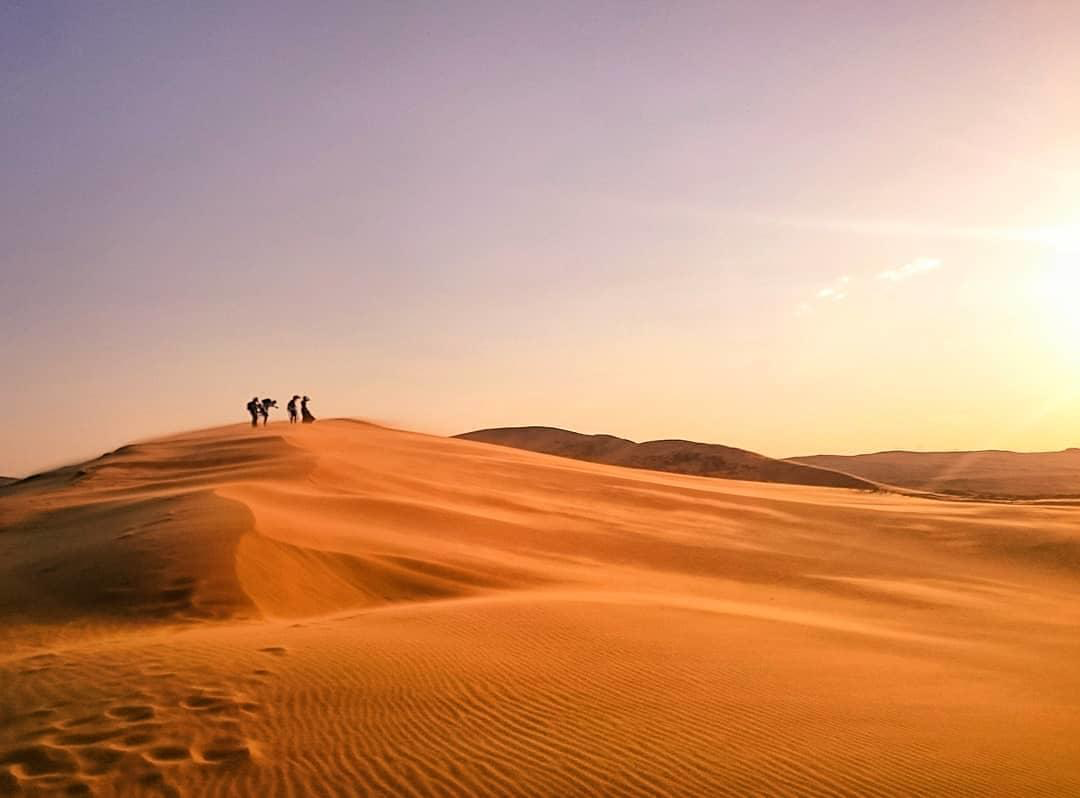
[3,1,1080,476]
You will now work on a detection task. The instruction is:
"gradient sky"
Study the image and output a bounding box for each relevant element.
[3,1,1080,476]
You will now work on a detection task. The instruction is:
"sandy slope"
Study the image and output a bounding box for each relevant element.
[457,427,877,490]
[791,448,1080,499]
[2,421,1080,797]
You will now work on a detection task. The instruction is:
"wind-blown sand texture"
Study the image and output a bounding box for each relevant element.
[791,448,1080,500]
[457,427,877,490]
[2,420,1079,796]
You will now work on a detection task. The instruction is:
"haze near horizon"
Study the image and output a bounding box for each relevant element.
[4,1,1080,476]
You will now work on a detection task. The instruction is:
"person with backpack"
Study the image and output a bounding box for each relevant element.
[287,395,300,424]
[260,397,277,426]
[246,397,261,428]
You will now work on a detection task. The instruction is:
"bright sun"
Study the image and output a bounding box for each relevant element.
[1032,223,1080,255]
[1034,258,1080,358]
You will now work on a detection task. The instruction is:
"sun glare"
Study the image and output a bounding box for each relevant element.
[1031,223,1080,254]
[1034,260,1080,359]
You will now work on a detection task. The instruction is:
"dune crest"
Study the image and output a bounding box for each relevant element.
[2,420,1080,796]
[457,425,879,490]
[791,447,1080,499]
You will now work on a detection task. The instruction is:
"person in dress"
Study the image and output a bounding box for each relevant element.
[300,396,315,424]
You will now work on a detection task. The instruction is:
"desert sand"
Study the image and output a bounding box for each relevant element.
[792,448,1080,500]
[457,427,877,491]
[2,420,1080,796]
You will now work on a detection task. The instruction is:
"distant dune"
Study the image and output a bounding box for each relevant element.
[0,477,16,487]
[456,425,879,490]
[2,420,1080,795]
[791,448,1080,499]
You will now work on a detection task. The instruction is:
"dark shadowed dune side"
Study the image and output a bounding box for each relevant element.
[0,477,15,487]
[456,426,878,490]
[790,448,1080,499]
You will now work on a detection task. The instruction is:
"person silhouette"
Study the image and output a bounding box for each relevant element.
[300,395,315,424]
[260,398,277,426]
[287,395,300,424]
[246,397,260,428]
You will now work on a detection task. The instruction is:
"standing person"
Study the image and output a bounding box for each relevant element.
[246,397,261,428]
[300,395,316,424]
[287,395,300,424]
[260,398,277,426]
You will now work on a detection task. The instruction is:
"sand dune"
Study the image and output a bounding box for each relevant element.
[457,426,878,490]
[2,420,1080,796]
[792,447,1080,499]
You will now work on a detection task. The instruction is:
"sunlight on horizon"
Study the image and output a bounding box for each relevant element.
[1033,258,1080,358]
[1036,223,1080,254]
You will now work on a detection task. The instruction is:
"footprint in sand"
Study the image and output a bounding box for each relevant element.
[54,727,123,746]
[58,714,105,729]
[138,770,181,798]
[17,655,60,675]
[116,728,160,748]
[145,745,191,764]
[3,677,263,795]
[199,736,252,765]
[0,744,79,778]
[0,769,17,794]
[257,646,288,656]
[180,694,232,713]
[20,709,55,722]
[15,725,58,744]
[179,691,259,719]
[77,745,124,775]
[107,705,156,722]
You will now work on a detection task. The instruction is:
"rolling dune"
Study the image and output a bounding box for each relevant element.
[456,427,878,491]
[2,420,1080,796]
[791,448,1080,499]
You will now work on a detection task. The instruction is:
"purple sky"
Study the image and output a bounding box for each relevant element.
[3,2,1080,476]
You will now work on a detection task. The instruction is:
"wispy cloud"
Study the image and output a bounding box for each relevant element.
[738,213,1071,250]
[816,275,850,301]
[798,275,851,314]
[592,194,1080,254]
[798,259,944,315]
[878,258,942,282]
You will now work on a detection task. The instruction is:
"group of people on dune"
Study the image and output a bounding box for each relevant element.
[246,395,314,427]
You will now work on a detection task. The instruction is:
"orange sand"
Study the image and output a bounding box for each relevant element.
[792,448,1080,500]
[2,420,1080,796]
